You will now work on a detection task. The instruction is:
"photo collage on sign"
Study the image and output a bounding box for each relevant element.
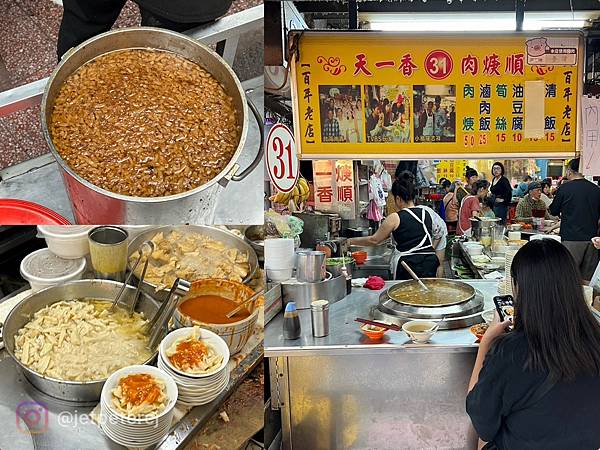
[318,85,364,143]
[318,83,455,144]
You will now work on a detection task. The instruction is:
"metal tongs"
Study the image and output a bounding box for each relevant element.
[146,278,191,350]
[110,240,155,314]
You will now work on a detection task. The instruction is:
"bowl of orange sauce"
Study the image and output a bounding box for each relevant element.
[175,279,262,355]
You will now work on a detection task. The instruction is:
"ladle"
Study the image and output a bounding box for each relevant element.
[225,288,264,319]
[400,261,429,291]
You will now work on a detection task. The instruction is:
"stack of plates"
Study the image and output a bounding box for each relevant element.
[100,365,178,448]
[159,327,230,406]
[500,249,518,295]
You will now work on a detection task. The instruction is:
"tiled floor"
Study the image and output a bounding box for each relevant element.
[0,0,262,169]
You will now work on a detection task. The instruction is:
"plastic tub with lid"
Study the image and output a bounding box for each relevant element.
[37,225,92,259]
[20,248,87,292]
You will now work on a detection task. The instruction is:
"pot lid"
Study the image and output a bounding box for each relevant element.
[20,248,85,281]
[0,199,70,225]
[37,225,91,237]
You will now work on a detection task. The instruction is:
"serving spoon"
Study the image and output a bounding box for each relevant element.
[400,261,429,291]
[225,288,265,319]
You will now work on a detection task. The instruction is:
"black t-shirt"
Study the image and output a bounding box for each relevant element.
[467,332,600,450]
[490,176,512,204]
[548,178,600,241]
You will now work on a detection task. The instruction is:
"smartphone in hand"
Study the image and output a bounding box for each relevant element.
[493,295,514,330]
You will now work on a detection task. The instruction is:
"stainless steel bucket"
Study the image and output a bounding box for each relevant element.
[41,27,263,224]
[296,251,326,282]
[3,280,161,402]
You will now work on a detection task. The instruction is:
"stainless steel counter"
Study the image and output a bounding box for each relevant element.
[265,280,501,450]
[265,280,498,356]
[0,290,263,450]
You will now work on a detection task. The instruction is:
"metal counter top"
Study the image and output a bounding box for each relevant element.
[265,280,500,357]
[0,290,263,450]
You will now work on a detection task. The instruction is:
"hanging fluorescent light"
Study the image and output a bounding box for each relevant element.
[364,12,590,32]
[523,20,587,30]
[368,18,515,32]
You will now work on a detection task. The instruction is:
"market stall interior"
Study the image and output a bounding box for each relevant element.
[264,2,600,449]
[0,225,265,450]
[0,5,264,225]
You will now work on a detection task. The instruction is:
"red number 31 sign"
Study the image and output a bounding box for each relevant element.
[266,124,299,193]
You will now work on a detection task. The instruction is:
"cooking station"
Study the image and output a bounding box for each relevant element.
[265,279,496,450]
[0,7,263,225]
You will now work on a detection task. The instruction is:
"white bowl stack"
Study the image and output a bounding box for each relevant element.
[500,249,518,295]
[265,238,295,282]
[158,327,230,407]
[100,365,178,448]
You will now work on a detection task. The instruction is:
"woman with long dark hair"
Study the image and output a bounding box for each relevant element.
[489,161,512,224]
[467,239,600,450]
[349,171,440,280]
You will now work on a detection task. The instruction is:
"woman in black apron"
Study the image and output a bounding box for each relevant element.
[348,171,440,280]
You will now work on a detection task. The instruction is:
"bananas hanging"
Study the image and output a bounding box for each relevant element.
[270,177,310,208]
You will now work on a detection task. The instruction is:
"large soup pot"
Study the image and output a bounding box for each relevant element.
[127,225,259,302]
[41,27,263,224]
[174,279,262,355]
[3,280,161,402]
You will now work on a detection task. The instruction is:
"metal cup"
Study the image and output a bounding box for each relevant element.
[88,226,129,281]
[296,251,326,282]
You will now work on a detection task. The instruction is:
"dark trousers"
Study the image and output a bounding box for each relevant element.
[493,204,509,225]
[395,254,440,280]
[562,241,600,281]
[57,0,211,58]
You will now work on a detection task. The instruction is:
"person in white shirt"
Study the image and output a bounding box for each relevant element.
[416,204,448,278]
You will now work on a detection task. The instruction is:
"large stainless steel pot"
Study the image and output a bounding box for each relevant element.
[3,280,161,402]
[127,225,259,302]
[373,279,483,330]
[41,27,263,224]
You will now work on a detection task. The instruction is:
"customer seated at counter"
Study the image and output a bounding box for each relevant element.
[348,171,440,280]
[514,181,551,221]
[467,239,600,450]
[456,180,490,237]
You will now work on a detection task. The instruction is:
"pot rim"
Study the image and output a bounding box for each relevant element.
[40,26,249,202]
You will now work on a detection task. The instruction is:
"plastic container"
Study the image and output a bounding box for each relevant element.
[37,225,92,259]
[20,248,86,292]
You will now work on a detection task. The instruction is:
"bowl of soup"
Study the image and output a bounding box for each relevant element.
[174,279,262,355]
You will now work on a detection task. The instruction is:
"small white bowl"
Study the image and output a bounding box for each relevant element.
[466,246,484,256]
[159,327,230,379]
[481,309,496,325]
[402,321,438,344]
[101,365,178,423]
